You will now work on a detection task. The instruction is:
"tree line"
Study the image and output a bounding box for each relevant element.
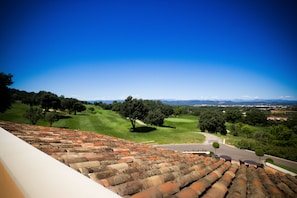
[12,89,87,126]
[12,89,87,114]
[1,72,87,125]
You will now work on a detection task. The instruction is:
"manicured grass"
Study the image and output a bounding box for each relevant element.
[0,103,204,144]
[165,117,197,123]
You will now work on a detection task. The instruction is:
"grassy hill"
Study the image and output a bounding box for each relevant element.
[0,102,204,144]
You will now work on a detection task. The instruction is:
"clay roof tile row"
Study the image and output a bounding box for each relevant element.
[1,121,296,198]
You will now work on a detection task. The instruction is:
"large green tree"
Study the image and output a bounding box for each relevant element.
[225,109,242,123]
[245,109,267,126]
[145,109,166,126]
[61,98,85,115]
[0,72,13,113]
[143,100,174,126]
[73,101,86,115]
[199,110,227,135]
[38,91,61,111]
[22,92,40,107]
[120,96,148,131]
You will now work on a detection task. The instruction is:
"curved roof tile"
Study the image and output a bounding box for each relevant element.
[1,121,297,198]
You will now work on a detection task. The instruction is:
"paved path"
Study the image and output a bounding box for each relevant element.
[158,132,297,170]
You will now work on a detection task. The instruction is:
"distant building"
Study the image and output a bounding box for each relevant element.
[267,116,288,121]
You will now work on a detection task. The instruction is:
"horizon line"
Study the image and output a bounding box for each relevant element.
[85,98,297,102]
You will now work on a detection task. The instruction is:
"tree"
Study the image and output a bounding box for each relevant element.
[45,111,59,127]
[38,91,61,111]
[212,142,220,154]
[159,103,174,117]
[0,72,13,113]
[143,100,173,125]
[286,113,297,134]
[199,110,227,135]
[255,148,264,162]
[61,98,85,115]
[229,123,244,136]
[111,101,121,112]
[120,96,148,131]
[23,107,43,125]
[145,109,166,126]
[174,107,183,116]
[241,125,253,138]
[88,107,95,113]
[73,102,86,115]
[245,109,267,126]
[269,124,293,146]
[61,98,76,114]
[22,92,39,107]
[225,109,242,123]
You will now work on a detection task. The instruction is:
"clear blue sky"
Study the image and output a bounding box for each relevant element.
[1,0,297,100]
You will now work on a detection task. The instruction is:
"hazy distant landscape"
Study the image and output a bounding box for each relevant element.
[93,99,297,106]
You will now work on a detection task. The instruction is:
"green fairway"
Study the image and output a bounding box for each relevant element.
[0,103,204,144]
[165,117,197,123]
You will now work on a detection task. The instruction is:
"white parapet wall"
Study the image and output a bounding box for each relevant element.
[0,127,121,198]
[265,162,297,176]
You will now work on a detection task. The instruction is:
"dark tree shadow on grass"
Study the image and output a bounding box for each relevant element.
[130,126,157,133]
[77,113,89,116]
[58,115,72,119]
[161,125,176,129]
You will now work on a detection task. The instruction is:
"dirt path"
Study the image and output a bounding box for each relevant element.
[199,132,223,144]
[136,119,146,125]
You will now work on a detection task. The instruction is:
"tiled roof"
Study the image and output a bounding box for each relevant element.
[1,121,297,198]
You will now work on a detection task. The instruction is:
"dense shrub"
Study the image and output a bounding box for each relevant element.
[265,158,274,163]
[236,139,256,150]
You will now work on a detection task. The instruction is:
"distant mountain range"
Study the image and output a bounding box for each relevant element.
[88,99,297,106]
[160,99,297,106]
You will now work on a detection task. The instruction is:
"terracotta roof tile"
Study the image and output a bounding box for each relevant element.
[247,166,267,197]
[1,121,297,198]
[69,160,101,170]
[108,180,144,196]
[227,164,247,198]
[203,164,238,198]
[257,168,284,198]
[130,187,163,198]
[158,182,180,197]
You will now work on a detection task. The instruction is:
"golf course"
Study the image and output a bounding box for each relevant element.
[0,102,205,144]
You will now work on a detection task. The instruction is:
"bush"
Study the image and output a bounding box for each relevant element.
[236,139,255,150]
[88,107,96,114]
[212,141,220,154]
[265,158,274,163]
[241,126,253,138]
[23,107,43,125]
[255,148,264,162]
[45,111,59,127]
